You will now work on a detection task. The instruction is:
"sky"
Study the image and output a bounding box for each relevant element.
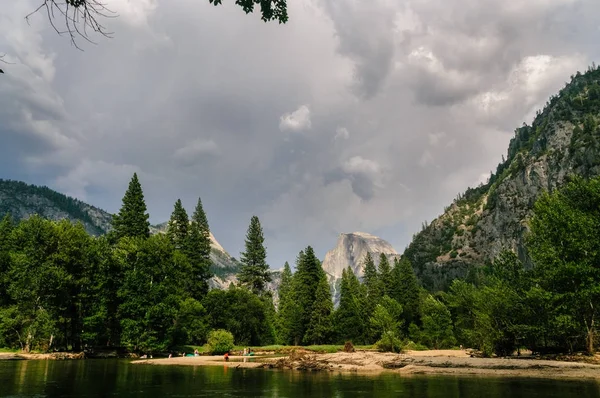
[1,0,599,269]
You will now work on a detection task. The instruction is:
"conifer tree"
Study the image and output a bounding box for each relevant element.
[378,253,393,297]
[0,214,14,307]
[334,267,365,344]
[362,252,380,342]
[391,257,420,326]
[304,273,333,344]
[291,246,325,343]
[112,173,150,239]
[166,199,189,249]
[363,252,380,299]
[238,216,271,295]
[276,260,303,345]
[186,197,213,299]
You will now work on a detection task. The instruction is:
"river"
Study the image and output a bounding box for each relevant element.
[1,359,599,397]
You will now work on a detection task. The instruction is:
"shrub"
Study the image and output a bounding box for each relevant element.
[343,341,355,353]
[375,331,403,353]
[206,329,234,355]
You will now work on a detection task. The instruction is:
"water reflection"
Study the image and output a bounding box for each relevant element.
[0,359,599,398]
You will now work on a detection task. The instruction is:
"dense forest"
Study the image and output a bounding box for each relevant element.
[1,171,599,356]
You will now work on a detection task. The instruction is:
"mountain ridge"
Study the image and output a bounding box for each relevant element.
[0,179,242,285]
[403,65,600,291]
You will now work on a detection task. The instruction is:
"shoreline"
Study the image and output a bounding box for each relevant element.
[3,349,600,380]
[131,350,600,380]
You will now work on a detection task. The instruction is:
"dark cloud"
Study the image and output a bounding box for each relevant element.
[1,0,599,268]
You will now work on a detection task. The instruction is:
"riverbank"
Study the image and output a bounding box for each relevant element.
[133,349,600,380]
[0,352,85,360]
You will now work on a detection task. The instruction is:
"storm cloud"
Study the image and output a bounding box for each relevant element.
[1,0,599,268]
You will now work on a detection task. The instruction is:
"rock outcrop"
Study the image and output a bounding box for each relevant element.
[0,179,113,235]
[322,232,400,280]
[403,66,600,291]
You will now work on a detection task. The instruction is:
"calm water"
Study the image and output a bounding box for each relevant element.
[1,359,600,397]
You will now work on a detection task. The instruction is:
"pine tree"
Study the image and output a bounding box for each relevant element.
[166,199,189,249]
[304,273,333,345]
[334,267,365,344]
[291,246,326,343]
[378,253,393,297]
[112,173,150,239]
[185,197,213,300]
[0,214,14,307]
[392,257,421,326]
[238,216,271,295]
[363,252,380,299]
[276,260,304,345]
[362,252,380,342]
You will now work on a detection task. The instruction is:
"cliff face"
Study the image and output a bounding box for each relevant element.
[322,232,400,279]
[403,66,600,291]
[0,179,113,235]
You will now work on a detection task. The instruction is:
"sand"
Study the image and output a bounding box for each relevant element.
[4,349,600,379]
[132,350,600,380]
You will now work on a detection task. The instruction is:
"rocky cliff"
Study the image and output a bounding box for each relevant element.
[321,232,400,305]
[403,66,600,291]
[0,179,113,235]
[322,232,400,279]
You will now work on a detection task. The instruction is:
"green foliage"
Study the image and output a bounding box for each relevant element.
[117,235,190,353]
[334,267,366,344]
[527,176,600,354]
[208,0,288,23]
[420,295,456,349]
[304,273,334,345]
[362,252,380,337]
[238,216,271,295]
[166,199,189,249]
[206,329,234,355]
[391,257,421,328]
[370,296,403,353]
[377,253,393,297]
[275,262,302,345]
[186,197,213,300]
[0,179,109,235]
[202,288,273,346]
[112,173,150,240]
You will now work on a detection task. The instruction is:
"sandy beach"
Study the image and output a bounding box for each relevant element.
[132,349,600,380]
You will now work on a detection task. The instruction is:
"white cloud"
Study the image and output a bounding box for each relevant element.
[279,105,312,132]
[342,156,380,175]
[2,0,600,268]
[335,126,350,140]
[173,139,219,165]
[428,131,446,146]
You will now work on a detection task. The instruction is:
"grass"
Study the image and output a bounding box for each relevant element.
[0,347,20,353]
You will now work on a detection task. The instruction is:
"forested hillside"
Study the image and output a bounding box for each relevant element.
[0,179,113,235]
[404,65,600,291]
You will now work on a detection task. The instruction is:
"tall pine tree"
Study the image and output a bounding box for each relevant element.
[238,216,271,295]
[334,267,365,344]
[0,214,14,307]
[276,260,303,345]
[378,253,393,297]
[186,197,213,300]
[304,272,333,345]
[391,257,421,327]
[291,246,324,343]
[362,252,380,342]
[112,173,150,240]
[166,199,189,249]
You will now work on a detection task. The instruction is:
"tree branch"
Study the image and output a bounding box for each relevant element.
[27,0,117,51]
